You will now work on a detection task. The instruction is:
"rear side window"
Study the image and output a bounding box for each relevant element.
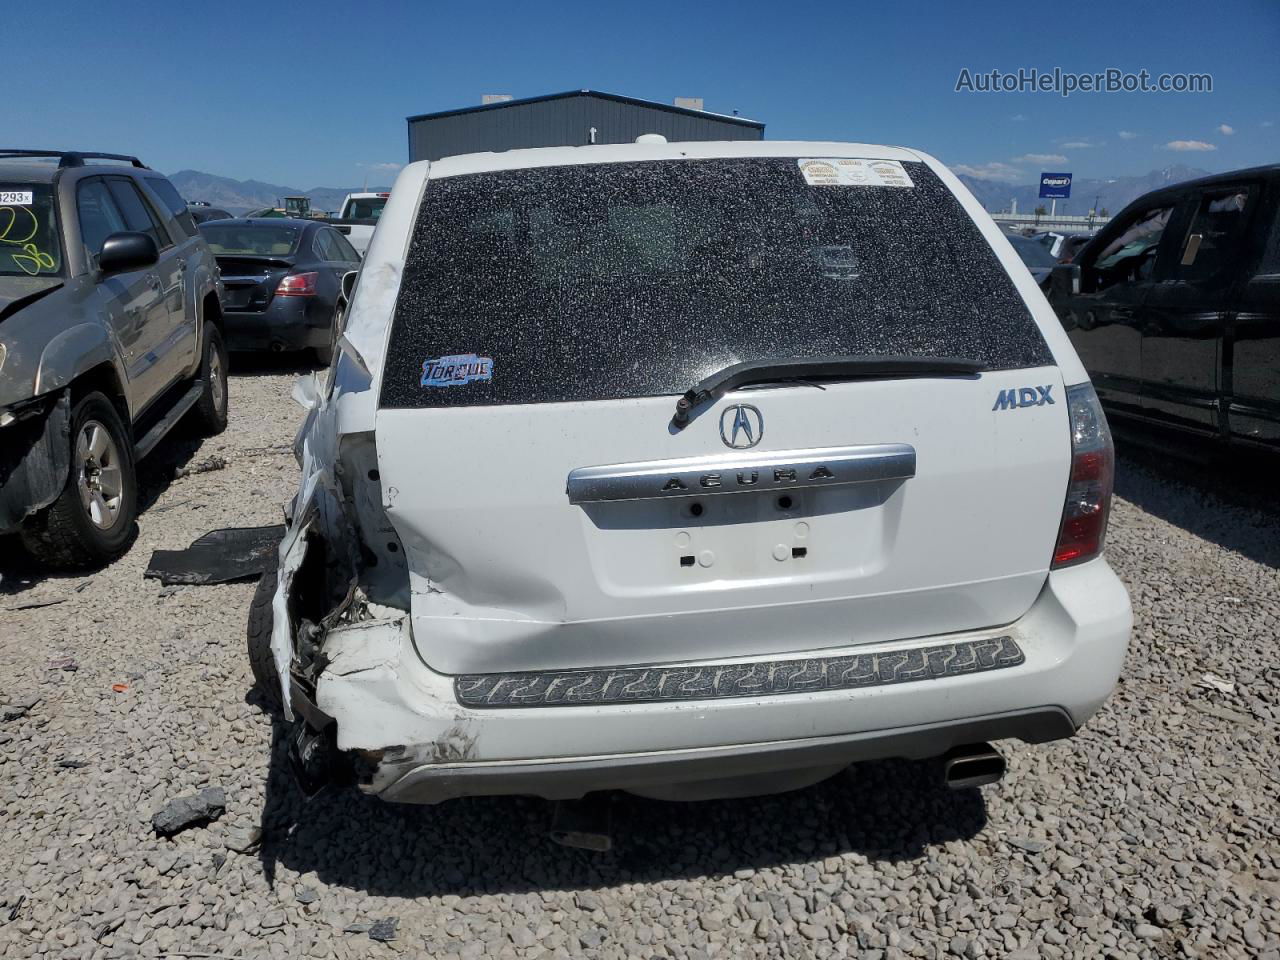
[314,229,350,262]
[381,158,1052,408]
[106,178,168,249]
[331,229,359,261]
[143,176,200,239]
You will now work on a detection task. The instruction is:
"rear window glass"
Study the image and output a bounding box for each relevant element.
[1,184,63,276]
[345,197,386,219]
[199,223,302,256]
[381,158,1051,408]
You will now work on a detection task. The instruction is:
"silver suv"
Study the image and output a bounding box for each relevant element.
[0,150,228,568]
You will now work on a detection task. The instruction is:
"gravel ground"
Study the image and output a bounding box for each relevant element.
[1,369,1278,960]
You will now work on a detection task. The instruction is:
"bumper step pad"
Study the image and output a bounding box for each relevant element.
[455,635,1024,709]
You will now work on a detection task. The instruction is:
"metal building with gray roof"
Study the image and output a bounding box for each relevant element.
[406,90,764,163]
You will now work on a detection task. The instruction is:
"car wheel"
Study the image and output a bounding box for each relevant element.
[246,565,283,710]
[20,391,138,569]
[190,325,229,435]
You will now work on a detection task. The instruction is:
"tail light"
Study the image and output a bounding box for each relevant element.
[276,272,318,297]
[1052,382,1114,568]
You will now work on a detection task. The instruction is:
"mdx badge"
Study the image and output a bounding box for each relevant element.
[720,404,763,449]
[992,385,1055,410]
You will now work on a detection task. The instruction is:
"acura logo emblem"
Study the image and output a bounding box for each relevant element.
[720,404,763,449]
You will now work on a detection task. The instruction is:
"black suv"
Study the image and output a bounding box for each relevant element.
[1050,164,1280,449]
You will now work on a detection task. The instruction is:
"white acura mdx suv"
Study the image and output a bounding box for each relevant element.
[251,140,1132,806]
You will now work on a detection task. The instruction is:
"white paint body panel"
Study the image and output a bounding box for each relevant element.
[376,367,1071,675]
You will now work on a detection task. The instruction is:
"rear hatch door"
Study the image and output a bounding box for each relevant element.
[374,154,1071,676]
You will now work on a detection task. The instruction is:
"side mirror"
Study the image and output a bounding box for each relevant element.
[98,232,158,273]
[340,270,357,302]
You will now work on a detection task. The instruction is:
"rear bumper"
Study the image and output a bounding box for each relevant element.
[223,298,330,352]
[303,557,1130,803]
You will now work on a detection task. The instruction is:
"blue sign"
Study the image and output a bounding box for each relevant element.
[1039,172,1072,199]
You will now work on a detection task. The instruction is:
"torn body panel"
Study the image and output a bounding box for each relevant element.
[0,390,70,533]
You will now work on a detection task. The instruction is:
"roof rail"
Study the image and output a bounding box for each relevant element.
[0,149,148,169]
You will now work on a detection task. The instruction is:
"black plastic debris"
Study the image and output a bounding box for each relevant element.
[152,786,227,836]
[367,918,399,942]
[144,525,284,586]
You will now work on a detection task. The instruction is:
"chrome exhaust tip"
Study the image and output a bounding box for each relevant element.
[548,796,613,852]
[942,743,1006,790]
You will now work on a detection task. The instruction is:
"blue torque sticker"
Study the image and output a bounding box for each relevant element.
[421,353,493,388]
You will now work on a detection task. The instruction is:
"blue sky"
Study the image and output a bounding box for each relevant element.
[13,0,1278,188]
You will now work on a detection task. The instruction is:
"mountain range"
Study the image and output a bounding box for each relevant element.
[168,164,1216,219]
[955,164,1213,217]
[167,170,392,215]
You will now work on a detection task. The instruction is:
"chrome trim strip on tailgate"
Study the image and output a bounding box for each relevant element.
[455,635,1023,708]
[566,443,915,504]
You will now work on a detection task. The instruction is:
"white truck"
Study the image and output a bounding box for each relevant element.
[326,191,388,256]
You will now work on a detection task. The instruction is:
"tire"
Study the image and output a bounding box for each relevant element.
[247,565,283,709]
[20,391,138,570]
[189,325,229,436]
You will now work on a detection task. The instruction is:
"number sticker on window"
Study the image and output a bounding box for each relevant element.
[0,190,33,205]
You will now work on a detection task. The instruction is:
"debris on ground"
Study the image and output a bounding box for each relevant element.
[174,454,229,479]
[144,524,284,586]
[47,655,78,671]
[56,758,89,769]
[110,683,128,693]
[296,886,319,905]
[6,595,69,612]
[152,786,227,837]
[2,695,40,721]
[367,917,399,942]
[1196,671,1235,694]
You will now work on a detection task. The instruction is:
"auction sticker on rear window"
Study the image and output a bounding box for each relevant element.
[421,353,493,388]
[797,159,914,188]
[0,190,34,205]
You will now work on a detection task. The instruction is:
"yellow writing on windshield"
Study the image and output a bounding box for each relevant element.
[1,204,56,275]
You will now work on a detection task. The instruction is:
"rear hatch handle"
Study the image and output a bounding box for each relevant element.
[567,444,917,504]
[670,355,987,429]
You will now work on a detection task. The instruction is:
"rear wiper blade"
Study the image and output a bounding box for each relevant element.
[671,355,986,429]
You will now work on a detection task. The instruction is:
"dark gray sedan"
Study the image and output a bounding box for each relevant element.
[199,218,360,363]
